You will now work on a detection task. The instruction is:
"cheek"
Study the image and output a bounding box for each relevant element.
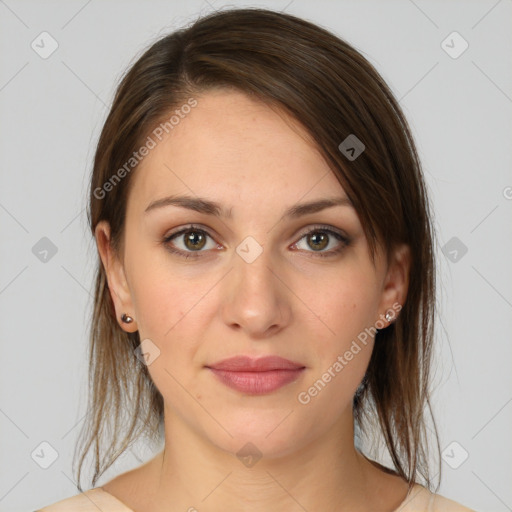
[127,261,210,408]
[296,265,380,350]
[126,247,223,379]
[132,276,205,345]
[291,265,378,409]
[295,276,376,419]
[127,244,202,338]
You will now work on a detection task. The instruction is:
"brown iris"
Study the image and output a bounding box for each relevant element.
[307,232,328,251]
[184,230,207,251]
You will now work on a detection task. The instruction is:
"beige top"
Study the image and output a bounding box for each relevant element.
[36,483,477,511]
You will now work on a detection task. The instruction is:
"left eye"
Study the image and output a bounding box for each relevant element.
[292,227,349,257]
[163,224,350,259]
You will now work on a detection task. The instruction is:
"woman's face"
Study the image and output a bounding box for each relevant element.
[96,89,409,460]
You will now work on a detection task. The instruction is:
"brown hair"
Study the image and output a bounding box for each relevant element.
[75,6,441,493]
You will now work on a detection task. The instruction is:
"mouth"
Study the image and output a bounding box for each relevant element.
[205,355,306,395]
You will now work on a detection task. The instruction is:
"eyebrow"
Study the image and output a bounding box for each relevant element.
[144,194,353,220]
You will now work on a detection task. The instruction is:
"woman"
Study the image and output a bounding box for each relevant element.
[37,7,476,512]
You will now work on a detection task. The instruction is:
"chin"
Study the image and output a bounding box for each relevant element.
[203,412,310,464]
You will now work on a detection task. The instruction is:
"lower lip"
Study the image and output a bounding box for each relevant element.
[208,368,305,394]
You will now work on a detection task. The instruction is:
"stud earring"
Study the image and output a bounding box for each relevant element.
[121,313,134,324]
[385,306,401,324]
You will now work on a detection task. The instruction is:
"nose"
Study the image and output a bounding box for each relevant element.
[220,245,292,339]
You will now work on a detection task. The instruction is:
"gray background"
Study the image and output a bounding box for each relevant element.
[1,0,511,510]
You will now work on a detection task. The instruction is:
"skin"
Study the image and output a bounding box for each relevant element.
[95,89,412,512]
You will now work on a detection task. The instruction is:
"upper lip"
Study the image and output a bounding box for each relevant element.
[206,355,305,372]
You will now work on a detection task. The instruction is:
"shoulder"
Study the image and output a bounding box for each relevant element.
[35,488,133,512]
[396,483,477,512]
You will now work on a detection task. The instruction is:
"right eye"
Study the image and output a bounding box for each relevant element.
[162,225,220,259]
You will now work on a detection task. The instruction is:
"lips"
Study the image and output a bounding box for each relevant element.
[206,356,306,394]
[207,355,305,372]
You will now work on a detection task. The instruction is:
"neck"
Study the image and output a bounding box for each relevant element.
[149,405,377,512]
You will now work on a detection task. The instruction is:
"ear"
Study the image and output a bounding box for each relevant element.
[376,243,411,326]
[95,220,137,332]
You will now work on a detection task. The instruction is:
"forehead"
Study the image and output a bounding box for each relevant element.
[127,89,346,214]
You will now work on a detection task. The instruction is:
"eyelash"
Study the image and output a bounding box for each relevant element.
[162,223,351,260]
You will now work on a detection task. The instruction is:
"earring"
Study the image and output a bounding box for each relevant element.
[121,313,134,324]
[385,307,400,324]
